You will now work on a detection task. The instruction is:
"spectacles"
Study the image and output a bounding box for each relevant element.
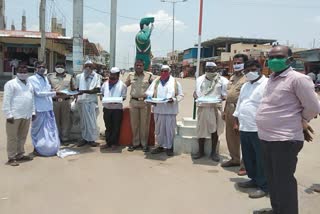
[161,70,169,72]
[233,62,243,65]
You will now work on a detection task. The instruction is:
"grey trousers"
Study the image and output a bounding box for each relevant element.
[6,118,31,160]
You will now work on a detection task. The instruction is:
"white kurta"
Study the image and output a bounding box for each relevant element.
[145,76,184,149]
[196,74,229,138]
[76,71,101,141]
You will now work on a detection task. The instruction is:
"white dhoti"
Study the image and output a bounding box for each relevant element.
[196,105,225,138]
[78,102,99,141]
[154,113,176,149]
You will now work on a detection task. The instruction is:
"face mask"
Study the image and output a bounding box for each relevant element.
[55,67,65,74]
[245,71,260,81]
[268,58,289,73]
[17,73,28,80]
[233,63,244,72]
[206,72,218,80]
[38,68,47,75]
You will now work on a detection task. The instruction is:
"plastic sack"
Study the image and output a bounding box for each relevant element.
[57,148,80,158]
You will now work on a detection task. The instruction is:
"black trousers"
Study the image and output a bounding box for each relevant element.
[261,140,303,214]
[103,108,123,146]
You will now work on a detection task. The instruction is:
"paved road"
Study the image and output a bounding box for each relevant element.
[0,77,319,214]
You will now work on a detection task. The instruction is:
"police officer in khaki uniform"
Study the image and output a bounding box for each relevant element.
[222,54,248,176]
[126,59,153,152]
[48,62,75,144]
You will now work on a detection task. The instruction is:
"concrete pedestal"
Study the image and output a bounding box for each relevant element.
[174,117,222,156]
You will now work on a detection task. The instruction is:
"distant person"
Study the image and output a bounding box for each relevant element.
[233,60,268,199]
[222,54,248,176]
[28,62,62,156]
[254,46,320,214]
[76,60,101,147]
[193,62,228,161]
[307,71,316,83]
[2,65,34,166]
[100,67,127,149]
[48,62,75,144]
[146,65,184,156]
[126,59,154,152]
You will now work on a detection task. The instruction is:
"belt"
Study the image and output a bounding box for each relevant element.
[131,97,145,101]
[53,97,71,102]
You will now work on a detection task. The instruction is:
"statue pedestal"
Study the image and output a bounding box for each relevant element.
[174,117,227,156]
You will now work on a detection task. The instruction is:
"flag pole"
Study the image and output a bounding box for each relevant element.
[193,0,203,119]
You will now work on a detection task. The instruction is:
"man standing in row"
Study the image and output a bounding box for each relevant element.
[2,64,34,166]
[101,67,127,149]
[48,62,75,144]
[76,60,101,147]
[222,54,248,176]
[255,46,320,214]
[126,59,153,152]
[193,62,228,161]
[146,65,184,156]
[233,60,268,199]
[28,62,61,156]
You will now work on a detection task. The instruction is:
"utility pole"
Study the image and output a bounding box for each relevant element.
[109,0,117,68]
[0,0,5,30]
[161,0,187,65]
[39,0,46,62]
[73,0,84,73]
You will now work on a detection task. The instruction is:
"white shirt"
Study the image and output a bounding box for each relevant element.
[101,80,127,109]
[233,75,268,132]
[2,77,35,119]
[145,76,184,115]
[28,73,56,112]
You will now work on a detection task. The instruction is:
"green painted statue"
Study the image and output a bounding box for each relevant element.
[135,17,154,71]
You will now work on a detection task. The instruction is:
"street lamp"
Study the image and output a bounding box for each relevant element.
[161,0,187,65]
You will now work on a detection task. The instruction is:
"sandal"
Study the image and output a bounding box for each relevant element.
[6,159,19,166]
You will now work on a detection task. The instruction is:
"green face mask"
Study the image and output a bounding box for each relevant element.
[268,58,289,73]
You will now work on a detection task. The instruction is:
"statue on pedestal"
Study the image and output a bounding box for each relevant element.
[135,17,154,71]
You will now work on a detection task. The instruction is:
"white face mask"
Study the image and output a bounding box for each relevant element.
[17,73,28,80]
[245,71,260,81]
[233,63,244,72]
[55,67,65,74]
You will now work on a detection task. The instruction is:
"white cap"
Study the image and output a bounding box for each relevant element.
[161,65,171,72]
[110,67,120,73]
[84,59,93,65]
[206,62,217,67]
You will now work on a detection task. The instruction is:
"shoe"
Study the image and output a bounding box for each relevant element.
[237,180,257,188]
[238,167,247,176]
[128,145,139,152]
[151,146,165,154]
[89,141,100,147]
[111,145,119,150]
[142,146,149,152]
[210,152,220,162]
[77,140,88,147]
[16,155,33,162]
[166,148,174,156]
[100,144,111,150]
[314,186,320,193]
[221,160,240,167]
[249,190,268,199]
[253,208,273,214]
[33,149,41,157]
[192,152,205,159]
[6,159,19,166]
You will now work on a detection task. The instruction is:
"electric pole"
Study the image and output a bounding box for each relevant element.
[39,0,46,62]
[73,0,84,74]
[110,0,117,68]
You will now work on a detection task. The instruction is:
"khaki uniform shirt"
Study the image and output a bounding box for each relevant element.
[126,71,153,107]
[226,74,246,103]
[48,73,75,98]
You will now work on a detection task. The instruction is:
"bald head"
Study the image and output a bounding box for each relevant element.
[269,45,292,58]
